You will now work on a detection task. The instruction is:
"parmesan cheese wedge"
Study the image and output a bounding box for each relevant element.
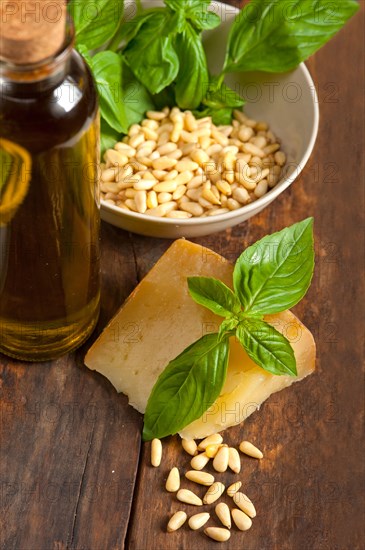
[85,239,315,439]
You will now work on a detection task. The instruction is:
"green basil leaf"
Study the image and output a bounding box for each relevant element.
[143,334,230,440]
[76,44,92,64]
[236,319,297,376]
[174,23,209,109]
[100,119,121,157]
[218,317,239,342]
[123,11,180,94]
[194,107,235,126]
[122,62,155,127]
[89,51,127,133]
[189,10,221,30]
[68,0,123,50]
[152,85,176,110]
[165,0,220,29]
[223,0,359,73]
[233,218,315,315]
[202,78,244,110]
[188,276,241,317]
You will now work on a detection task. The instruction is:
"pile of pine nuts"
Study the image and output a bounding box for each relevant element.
[150,433,264,542]
[100,107,286,219]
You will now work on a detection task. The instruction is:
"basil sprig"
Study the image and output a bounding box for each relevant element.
[68,0,358,153]
[143,219,315,440]
[223,0,359,74]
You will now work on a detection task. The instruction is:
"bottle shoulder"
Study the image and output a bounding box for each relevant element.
[0,50,99,152]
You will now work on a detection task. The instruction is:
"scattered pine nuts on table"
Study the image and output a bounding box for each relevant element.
[100,107,287,218]
[149,434,264,542]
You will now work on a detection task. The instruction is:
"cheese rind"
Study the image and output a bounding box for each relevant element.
[85,239,315,438]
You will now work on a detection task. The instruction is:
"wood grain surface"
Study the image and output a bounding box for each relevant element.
[1,2,364,550]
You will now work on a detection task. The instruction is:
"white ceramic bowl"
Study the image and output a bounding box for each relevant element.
[101,1,319,238]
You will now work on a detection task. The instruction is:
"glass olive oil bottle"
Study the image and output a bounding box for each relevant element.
[0,4,100,360]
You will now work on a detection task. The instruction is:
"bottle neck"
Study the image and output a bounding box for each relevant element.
[0,19,74,95]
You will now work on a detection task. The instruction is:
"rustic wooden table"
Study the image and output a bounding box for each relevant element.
[1,3,364,549]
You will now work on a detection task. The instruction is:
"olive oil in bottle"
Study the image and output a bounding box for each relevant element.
[0,1,101,360]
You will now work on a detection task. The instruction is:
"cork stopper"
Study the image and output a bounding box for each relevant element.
[0,0,67,65]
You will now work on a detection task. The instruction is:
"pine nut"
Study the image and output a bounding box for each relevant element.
[128,123,141,137]
[250,135,267,149]
[226,198,241,211]
[231,508,252,531]
[164,169,178,181]
[190,452,210,470]
[151,438,162,467]
[125,188,136,199]
[166,210,192,218]
[145,202,177,217]
[180,202,204,216]
[167,511,187,532]
[114,143,136,157]
[142,119,159,130]
[233,187,250,204]
[228,447,241,473]
[187,174,205,189]
[205,444,221,458]
[158,192,173,204]
[133,179,156,191]
[101,168,118,183]
[238,126,254,142]
[171,121,183,143]
[157,142,177,155]
[165,467,180,492]
[204,527,231,542]
[188,512,210,530]
[147,110,167,121]
[124,199,138,212]
[202,188,220,205]
[203,482,225,504]
[153,181,178,193]
[239,440,264,459]
[199,136,211,150]
[232,492,256,518]
[213,445,229,473]
[185,111,198,131]
[227,481,242,497]
[254,179,269,198]
[185,470,215,486]
[152,158,177,170]
[181,438,198,456]
[242,142,265,158]
[275,151,286,166]
[173,185,187,200]
[142,127,158,141]
[206,144,223,156]
[152,170,167,180]
[264,143,281,154]
[216,180,232,195]
[129,133,145,149]
[198,434,223,450]
[207,208,229,216]
[186,188,202,202]
[191,149,210,167]
[177,489,203,506]
[215,502,231,529]
[175,159,199,172]
[233,109,247,124]
[175,170,194,185]
[211,129,229,146]
[147,190,158,209]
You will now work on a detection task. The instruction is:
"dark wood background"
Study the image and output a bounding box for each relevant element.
[1,2,364,549]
